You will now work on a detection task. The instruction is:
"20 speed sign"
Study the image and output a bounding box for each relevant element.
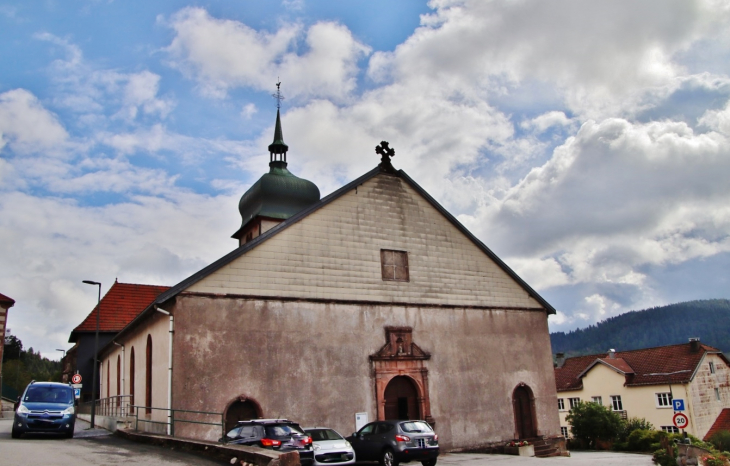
[673,412,689,429]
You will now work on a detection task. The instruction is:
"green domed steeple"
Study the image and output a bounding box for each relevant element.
[232,84,320,243]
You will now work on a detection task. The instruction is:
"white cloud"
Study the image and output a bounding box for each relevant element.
[0,89,69,155]
[521,111,573,134]
[165,7,370,100]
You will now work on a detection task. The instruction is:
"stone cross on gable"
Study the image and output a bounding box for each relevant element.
[376,141,395,172]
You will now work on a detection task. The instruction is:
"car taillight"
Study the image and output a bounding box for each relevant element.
[395,435,411,442]
[434,434,438,442]
[303,436,312,445]
[261,438,282,447]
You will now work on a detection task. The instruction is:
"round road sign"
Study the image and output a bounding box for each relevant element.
[71,374,82,384]
[673,412,689,429]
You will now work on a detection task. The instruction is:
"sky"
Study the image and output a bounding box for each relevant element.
[2,0,730,360]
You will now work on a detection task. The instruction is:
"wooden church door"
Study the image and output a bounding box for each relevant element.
[384,376,420,420]
[513,384,537,439]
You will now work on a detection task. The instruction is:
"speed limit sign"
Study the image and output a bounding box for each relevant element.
[673,412,689,429]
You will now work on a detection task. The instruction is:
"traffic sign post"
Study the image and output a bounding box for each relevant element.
[673,399,685,411]
[673,412,689,430]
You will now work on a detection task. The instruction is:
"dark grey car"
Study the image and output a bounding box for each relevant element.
[219,419,314,466]
[346,420,439,466]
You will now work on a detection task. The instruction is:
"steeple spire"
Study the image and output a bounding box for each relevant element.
[268,81,288,166]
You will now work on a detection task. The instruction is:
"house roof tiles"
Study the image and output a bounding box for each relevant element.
[555,342,727,391]
[69,281,169,342]
[0,292,15,306]
[704,408,730,441]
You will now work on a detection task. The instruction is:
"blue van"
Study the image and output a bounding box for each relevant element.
[12,381,77,438]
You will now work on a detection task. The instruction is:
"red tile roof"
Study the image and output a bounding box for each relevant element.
[69,281,169,342]
[0,292,15,306]
[704,408,730,441]
[555,342,727,391]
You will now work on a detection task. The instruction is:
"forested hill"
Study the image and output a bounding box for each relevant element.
[550,299,730,356]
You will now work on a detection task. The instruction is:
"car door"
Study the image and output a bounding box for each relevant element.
[349,422,378,461]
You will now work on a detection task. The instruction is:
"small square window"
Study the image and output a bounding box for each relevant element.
[662,426,680,433]
[558,398,565,411]
[611,395,623,411]
[561,427,569,438]
[591,396,603,406]
[381,250,409,282]
[569,397,580,409]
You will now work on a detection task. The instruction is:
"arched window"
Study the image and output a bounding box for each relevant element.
[116,355,121,396]
[146,334,152,414]
[129,347,135,414]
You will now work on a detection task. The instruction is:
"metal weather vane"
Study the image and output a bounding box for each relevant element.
[272,80,285,109]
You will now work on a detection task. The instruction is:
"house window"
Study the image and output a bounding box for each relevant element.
[716,388,721,401]
[569,397,581,409]
[558,398,565,411]
[381,250,409,282]
[561,427,569,438]
[611,395,623,411]
[710,362,716,374]
[592,396,603,405]
[662,426,680,433]
[656,392,672,408]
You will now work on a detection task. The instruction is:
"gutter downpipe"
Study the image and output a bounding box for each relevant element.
[155,306,173,436]
[112,342,125,415]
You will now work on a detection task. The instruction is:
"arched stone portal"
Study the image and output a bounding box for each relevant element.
[512,383,537,439]
[224,396,263,433]
[371,327,434,426]
[384,376,420,420]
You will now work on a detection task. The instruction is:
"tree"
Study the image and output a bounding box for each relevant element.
[3,335,23,361]
[566,401,623,448]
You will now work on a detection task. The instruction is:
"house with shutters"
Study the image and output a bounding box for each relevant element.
[554,339,730,440]
[67,281,169,402]
[0,292,16,411]
[91,100,565,454]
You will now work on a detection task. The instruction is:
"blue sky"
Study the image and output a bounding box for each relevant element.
[2,0,730,358]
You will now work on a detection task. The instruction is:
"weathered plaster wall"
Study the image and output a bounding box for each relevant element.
[171,296,560,450]
[188,174,539,309]
[688,353,730,438]
[100,313,170,425]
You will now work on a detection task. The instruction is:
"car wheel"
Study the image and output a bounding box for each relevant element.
[65,430,74,439]
[381,448,398,466]
[421,459,437,466]
[11,426,22,439]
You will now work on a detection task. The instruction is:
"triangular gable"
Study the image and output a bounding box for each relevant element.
[111,166,555,350]
[182,170,553,310]
[577,358,635,379]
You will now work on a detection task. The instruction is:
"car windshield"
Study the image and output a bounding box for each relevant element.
[266,424,304,436]
[306,429,343,441]
[226,426,243,439]
[24,386,73,404]
[400,421,433,433]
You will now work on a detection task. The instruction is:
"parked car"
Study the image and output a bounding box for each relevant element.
[346,420,439,466]
[303,427,356,466]
[12,381,77,439]
[219,419,314,466]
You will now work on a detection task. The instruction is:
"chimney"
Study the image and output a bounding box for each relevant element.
[689,338,701,352]
[555,353,565,368]
[608,349,616,359]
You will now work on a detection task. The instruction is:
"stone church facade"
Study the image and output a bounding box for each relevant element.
[96,105,562,452]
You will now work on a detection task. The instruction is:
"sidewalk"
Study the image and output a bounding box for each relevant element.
[438,451,653,466]
[73,417,113,438]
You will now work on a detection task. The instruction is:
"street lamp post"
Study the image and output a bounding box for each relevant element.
[82,280,101,429]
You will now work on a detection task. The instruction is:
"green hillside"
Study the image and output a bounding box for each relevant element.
[550,299,730,356]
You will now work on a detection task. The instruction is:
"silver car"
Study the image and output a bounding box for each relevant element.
[304,427,356,466]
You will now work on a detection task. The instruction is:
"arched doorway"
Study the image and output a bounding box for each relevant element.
[512,384,537,439]
[224,397,263,433]
[384,376,420,420]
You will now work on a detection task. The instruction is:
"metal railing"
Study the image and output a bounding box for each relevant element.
[129,405,224,438]
[79,395,132,418]
[79,396,224,439]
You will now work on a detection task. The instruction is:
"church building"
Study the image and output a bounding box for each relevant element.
[95,95,563,453]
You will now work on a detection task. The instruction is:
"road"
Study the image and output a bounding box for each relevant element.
[0,418,224,466]
[1,417,654,466]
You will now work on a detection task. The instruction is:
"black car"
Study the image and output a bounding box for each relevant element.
[12,381,77,439]
[346,420,439,466]
[220,419,314,466]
